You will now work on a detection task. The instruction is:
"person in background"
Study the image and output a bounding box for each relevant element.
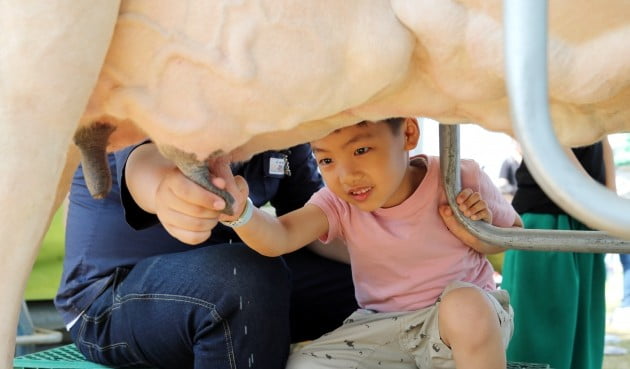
[501,139,616,369]
[487,139,522,284]
[55,142,358,369]
[497,139,522,201]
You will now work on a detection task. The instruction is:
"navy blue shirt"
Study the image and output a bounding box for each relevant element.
[55,143,323,325]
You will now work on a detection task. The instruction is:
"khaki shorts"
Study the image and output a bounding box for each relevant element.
[287,281,513,369]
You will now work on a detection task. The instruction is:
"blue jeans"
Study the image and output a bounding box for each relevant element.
[620,254,630,307]
[70,244,290,369]
[70,244,356,369]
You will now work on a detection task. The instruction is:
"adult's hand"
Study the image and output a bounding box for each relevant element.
[153,165,228,245]
[125,143,229,244]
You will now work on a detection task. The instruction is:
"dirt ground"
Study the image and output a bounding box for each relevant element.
[603,332,630,369]
[603,254,630,369]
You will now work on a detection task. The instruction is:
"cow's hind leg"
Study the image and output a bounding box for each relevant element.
[0,134,72,369]
[0,2,121,366]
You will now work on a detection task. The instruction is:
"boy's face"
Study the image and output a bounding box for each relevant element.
[311,119,419,211]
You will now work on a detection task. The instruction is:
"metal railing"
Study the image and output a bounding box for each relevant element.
[439,124,630,253]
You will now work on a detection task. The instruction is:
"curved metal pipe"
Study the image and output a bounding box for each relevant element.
[503,0,630,239]
[439,124,630,253]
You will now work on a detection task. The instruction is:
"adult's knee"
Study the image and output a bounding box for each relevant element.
[201,244,290,299]
[134,244,291,310]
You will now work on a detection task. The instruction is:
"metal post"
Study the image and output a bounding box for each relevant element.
[439,124,630,253]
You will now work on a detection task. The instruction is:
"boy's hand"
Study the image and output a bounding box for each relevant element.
[453,188,492,223]
[207,158,250,225]
[438,188,492,249]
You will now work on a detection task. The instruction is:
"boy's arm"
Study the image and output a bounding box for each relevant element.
[223,202,330,257]
[216,168,330,257]
[439,189,523,254]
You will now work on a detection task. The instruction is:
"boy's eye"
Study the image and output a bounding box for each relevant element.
[354,147,370,155]
[318,158,333,166]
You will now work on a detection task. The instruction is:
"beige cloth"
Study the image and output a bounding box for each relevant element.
[287,281,513,369]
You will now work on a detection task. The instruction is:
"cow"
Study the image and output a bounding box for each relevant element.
[1,0,629,366]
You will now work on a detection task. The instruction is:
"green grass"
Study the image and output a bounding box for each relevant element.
[24,208,65,301]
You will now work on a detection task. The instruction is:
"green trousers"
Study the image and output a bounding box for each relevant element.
[501,213,606,369]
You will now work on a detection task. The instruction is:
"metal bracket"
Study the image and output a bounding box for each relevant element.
[439,124,630,253]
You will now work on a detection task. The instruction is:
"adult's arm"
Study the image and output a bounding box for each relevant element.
[113,142,161,229]
[118,142,226,244]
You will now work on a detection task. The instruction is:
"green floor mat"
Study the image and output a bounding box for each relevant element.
[14,344,113,369]
[14,344,549,368]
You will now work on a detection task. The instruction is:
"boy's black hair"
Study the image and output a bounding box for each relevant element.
[354,117,405,134]
[383,117,405,134]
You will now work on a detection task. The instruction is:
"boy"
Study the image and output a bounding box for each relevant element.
[216,117,522,369]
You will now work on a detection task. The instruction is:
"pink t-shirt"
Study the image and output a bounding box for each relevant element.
[308,155,518,312]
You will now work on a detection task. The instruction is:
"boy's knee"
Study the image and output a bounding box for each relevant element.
[438,287,499,345]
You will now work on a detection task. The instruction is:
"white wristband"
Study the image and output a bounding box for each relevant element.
[220,197,254,228]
